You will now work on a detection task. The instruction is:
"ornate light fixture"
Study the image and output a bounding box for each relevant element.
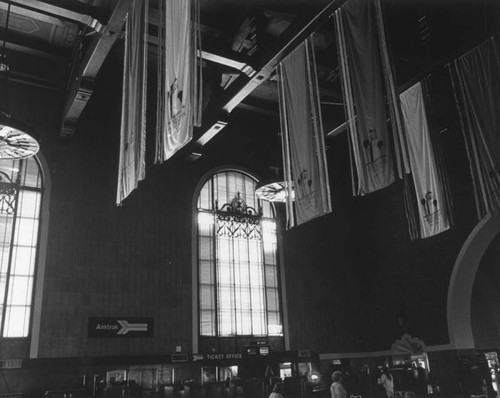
[0,1,39,160]
[255,180,295,203]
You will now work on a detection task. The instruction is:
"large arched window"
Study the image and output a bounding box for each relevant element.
[0,157,43,338]
[197,170,282,338]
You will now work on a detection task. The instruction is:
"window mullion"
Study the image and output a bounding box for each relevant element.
[0,161,23,338]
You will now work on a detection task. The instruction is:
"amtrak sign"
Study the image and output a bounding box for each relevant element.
[88,317,153,338]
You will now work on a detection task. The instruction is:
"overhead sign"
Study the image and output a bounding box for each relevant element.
[192,353,243,362]
[88,317,153,338]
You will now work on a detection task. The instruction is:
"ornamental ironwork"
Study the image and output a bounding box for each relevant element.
[0,170,19,214]
[216,192,262,240]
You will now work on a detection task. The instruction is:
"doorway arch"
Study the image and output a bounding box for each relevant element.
[447,213,500,349]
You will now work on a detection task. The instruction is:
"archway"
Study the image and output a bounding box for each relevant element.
[447,213,500,349]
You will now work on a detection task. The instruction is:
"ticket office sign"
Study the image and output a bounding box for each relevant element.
[88,317,154,338]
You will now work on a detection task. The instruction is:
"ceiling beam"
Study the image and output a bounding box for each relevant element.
[0,30,68,58]
[60,0,134,138]
[194,0,348,150]
[9,0,104,29]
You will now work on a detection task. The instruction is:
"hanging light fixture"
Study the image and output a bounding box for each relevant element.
[0,1,39,160]
[255,180,294,203]
[255,166,295,203]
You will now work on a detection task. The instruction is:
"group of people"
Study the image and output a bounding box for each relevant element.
[267,367,417,398]
[330,367,416,398]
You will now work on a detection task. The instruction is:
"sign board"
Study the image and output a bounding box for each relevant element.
[192,353,243,362]
[88,317,153,338]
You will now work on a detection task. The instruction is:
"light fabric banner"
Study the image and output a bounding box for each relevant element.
[335,0,395,195]
[450,37,500,218]
[155,0,201,163]
[116,0,148,205]
[400,82,450,238]
[278,38,332,227]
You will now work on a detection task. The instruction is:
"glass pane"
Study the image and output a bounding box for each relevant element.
[218,261,232,284]
[252,311,265,335]
[18,190,40,218]
[3,305,30,337]
[265,266,277,287]
[200,310,215,336]
[198,180,212,210]
[0,244,10,274]
[7,275,33,305]
[199,236,213,260]
[22,158,42,188]
[250,264,263,286]
[199,261,214,284]
[266,288,279,311]
[15,218,38,246]
[219,310,234,336]
[200,285,215,310]
[11,246,36,276]
[0,216,14,243]
[0,274,6,303]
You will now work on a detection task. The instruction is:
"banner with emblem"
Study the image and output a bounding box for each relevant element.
[116,0,149,205]
[334,0,396,196]
[278,38,332,227]
[155,0,201,163]
[400,82,450,238]
[449,37,500,219]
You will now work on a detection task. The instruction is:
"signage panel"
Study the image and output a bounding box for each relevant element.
[88,317,153,338]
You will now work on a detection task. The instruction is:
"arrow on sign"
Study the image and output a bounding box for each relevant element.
[117,320,148,335]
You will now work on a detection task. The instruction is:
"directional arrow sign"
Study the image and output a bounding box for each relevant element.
[88,317,153,338]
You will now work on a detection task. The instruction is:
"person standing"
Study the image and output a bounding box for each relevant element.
[330,371,347,398]
[269,382,284,398]
[379,367,395,398]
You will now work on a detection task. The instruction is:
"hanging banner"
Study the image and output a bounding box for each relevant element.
[335,0,395,195]
[278,38,332,227]
[116,0,149,205]
[155,0,202,163]
[449,37,500,218]
[400,82,450,238]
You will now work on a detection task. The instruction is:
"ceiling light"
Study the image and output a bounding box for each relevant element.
[255,180,294,202]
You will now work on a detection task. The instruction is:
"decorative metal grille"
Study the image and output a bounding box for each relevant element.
[216,192,262,240]
[0,171,19,214]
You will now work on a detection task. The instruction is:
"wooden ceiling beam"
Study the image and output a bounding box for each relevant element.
[9,0,104,29]
[194,0,348,151]
[60,0,135,138]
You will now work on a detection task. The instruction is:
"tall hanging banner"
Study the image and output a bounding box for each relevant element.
[335,0,395,195]
[449,37,500,219]
[116,0,149,205]
[155,0,202,163]
[400,82,450,238]
[278,38,332,228]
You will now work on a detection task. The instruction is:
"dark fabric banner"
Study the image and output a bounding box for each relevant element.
[338,0,395,195]
[450,37,500,218]
[278,38,332,227]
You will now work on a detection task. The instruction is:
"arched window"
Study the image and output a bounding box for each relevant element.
[0,157,43,338]
[197,170,282,338]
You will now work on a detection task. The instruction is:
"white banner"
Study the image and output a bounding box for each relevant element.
[400,82,450,238]
[116,0,148,205]
[279,38,332,227]
[155,0,201,162]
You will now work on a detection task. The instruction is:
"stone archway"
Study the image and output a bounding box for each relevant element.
[447,213,500,349]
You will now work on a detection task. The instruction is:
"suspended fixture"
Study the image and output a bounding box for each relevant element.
[255,180,295,203]
[0,1,39,160]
